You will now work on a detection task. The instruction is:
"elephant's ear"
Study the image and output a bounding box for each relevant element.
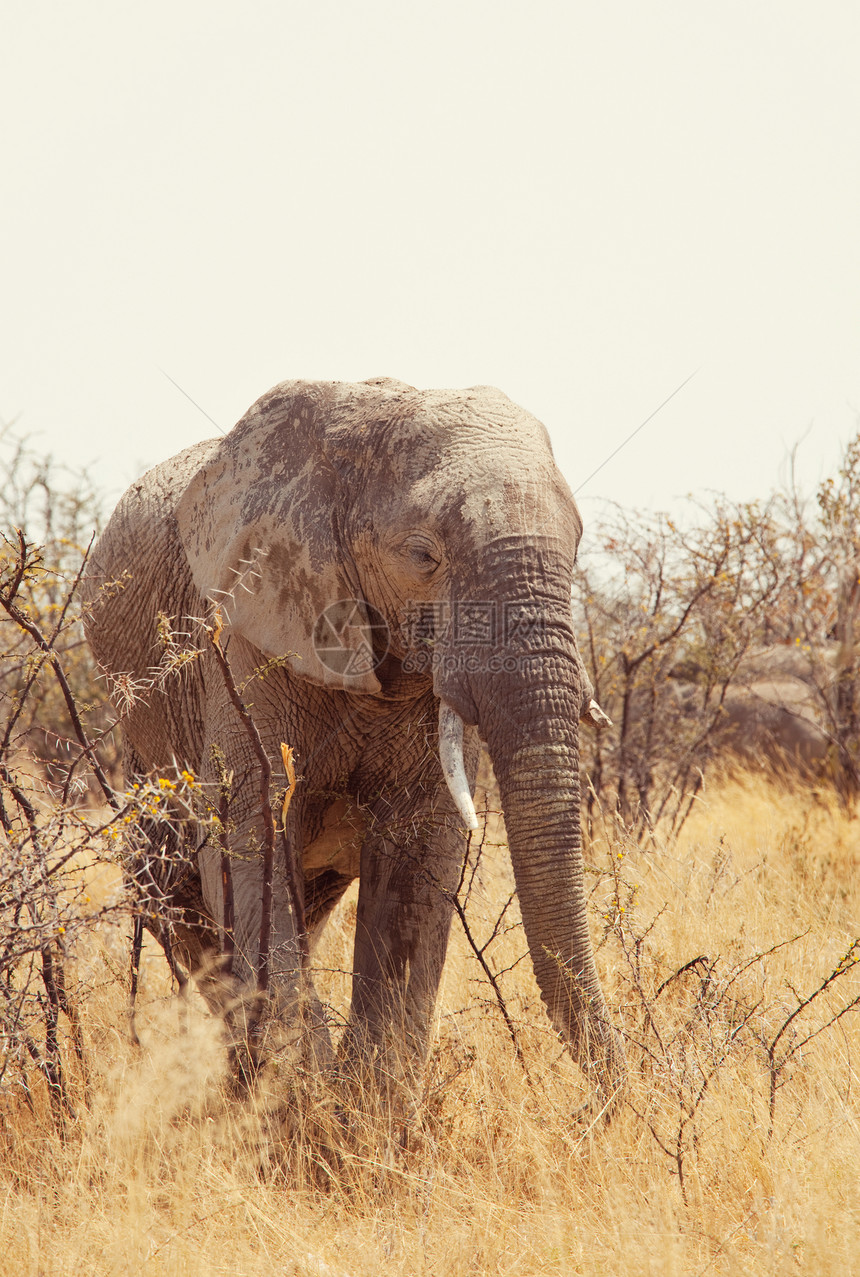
[175,383,382,694]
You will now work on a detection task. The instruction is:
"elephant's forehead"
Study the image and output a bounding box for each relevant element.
[397,393,552,458]
[402,461,581,546]
[364,400,576,532]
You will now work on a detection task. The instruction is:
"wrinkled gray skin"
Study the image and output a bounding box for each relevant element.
[84,378,625,1103]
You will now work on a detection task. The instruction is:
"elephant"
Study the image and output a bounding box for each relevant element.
[83,377,625,1107]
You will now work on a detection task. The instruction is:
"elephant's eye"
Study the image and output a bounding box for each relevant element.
[401,534,442,575]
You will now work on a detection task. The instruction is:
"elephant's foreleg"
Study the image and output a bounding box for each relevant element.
[343,809,466,1091]
[197,642,334,1070]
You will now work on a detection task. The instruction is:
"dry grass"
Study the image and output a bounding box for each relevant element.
[1,773,859,1276]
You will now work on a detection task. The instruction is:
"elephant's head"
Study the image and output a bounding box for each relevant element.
[176,376,625,1099]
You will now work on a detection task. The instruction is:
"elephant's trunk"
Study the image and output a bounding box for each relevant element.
[442,655,626,1103]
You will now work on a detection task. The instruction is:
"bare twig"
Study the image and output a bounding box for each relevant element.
[450,832,530,1079]
[1,530,118,809]
[766,937,860,1134]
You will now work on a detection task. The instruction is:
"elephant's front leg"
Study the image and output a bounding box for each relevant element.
[196,638,327,1069]
[343,793,469,1092]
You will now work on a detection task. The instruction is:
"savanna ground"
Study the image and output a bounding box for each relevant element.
[2,768,858,1277]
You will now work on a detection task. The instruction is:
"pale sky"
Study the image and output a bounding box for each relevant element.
[3,2,860,529]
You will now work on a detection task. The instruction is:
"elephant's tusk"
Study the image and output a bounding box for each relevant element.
[582,698,613,730]
[438,701,480,830]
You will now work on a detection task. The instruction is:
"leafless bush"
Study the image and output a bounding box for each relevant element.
[0,425,118,782]
[575,425,860,832]
[576,495,786,838]
[771,433,860,801]
[0,526,215,1129]
[0,525,123,1127]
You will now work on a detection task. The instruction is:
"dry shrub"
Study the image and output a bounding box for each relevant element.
[0,426,117,781]
[577,424,860,831]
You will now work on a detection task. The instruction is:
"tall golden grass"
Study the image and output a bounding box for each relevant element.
[1,773,858,1276]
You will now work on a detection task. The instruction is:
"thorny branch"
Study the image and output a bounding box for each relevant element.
[449,815,530,1079]
[1,529,118,810]
[0,527,125,1129]
[766,936,860,1134]
[206,612,305,1062]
